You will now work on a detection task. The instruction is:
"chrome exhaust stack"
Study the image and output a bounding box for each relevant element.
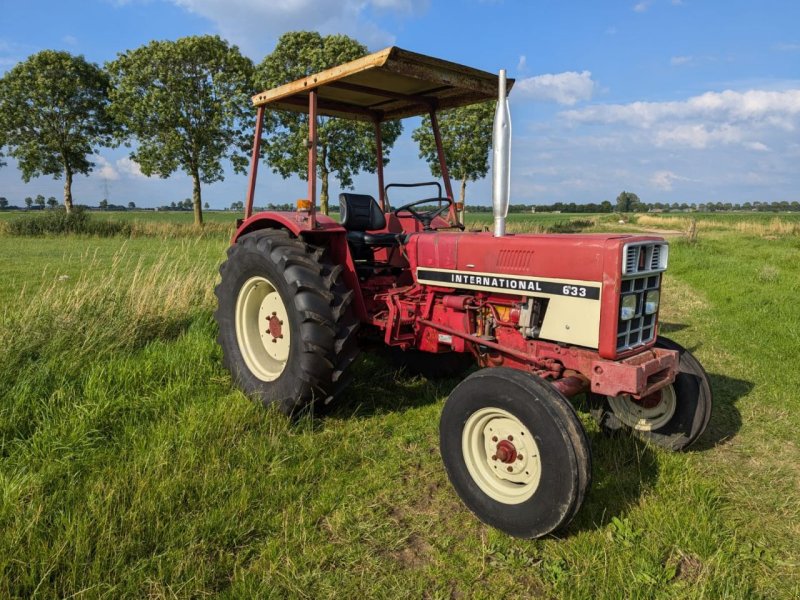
[492,69,511,237]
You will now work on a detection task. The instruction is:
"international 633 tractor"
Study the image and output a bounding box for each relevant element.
[215,48,712,538]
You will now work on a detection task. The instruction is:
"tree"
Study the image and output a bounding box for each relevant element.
[230,200,244,211]
[24,197,32,208]
[107,35,254,226]
[204,201,209,209]
[182,198,193,210]
[47,196,58,208]
[615,191,641,213]
[0,51,113,212]
[128,201,136,210]
[99,198,108,210]
[412,101,494,211]
[256,31,403,215]
[0,197,8,209]
[34,194,45,208]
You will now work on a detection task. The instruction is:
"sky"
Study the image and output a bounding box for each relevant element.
[1,0,799,208]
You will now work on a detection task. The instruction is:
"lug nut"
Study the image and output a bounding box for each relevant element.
[491,455,497,461]
[506,466,513,472]
[491,436,498,442]
[507,435,514,441]
[517,455,523,460]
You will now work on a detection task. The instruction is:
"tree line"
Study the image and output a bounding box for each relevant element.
[0,31,501,226]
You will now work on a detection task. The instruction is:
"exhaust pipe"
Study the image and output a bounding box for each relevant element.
[492,69,511,237]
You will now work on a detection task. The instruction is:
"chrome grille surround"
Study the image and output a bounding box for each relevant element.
[617,274,661,352]
[617,242,669,352]
[622,242,669,276]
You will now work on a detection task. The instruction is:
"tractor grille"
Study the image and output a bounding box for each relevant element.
[617,274,660,352]
[623,242,668,276]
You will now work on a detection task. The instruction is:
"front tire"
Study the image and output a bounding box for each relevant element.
[214,230,359,415]
[440,368,591,539]
[590,336,712,450]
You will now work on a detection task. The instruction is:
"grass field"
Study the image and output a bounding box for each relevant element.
[1,211,798,598]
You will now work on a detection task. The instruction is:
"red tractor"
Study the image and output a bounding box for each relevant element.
[215,47,712,538]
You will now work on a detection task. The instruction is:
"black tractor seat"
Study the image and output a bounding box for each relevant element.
[346,230,406,246]
[339,193,405,247]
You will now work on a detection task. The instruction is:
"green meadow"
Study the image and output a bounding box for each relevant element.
[0,210,798,598]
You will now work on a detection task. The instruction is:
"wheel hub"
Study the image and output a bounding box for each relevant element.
[267,313,283,341]
[493,440,517,463]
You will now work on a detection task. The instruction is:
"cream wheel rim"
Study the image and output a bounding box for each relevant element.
[235,275,291,382]
[608,385,677,431]
[462,407,542,505]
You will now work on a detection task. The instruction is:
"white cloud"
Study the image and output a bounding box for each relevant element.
[745,141,770,152]
[605,26,618,36]
[163,0,428,53]
[633,1,651,13]
[773,42,800,52]
[654,124,743,149]
[561,89,800,128]
[559,89,800,157]
[62,35,78,46]
[516,55,527,74]
[95,156,120,181]
[650,170,685,191]
[670,55,692,66]
[515,71,597,106]
[116,157,146,178]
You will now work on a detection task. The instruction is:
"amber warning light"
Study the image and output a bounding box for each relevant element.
[296,199,312,211]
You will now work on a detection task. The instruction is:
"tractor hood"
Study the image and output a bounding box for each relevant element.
[407,230,659,283]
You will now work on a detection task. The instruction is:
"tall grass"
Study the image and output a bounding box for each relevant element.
[634,214,800,236]
[0,209,234,240]
[0,243,215,395]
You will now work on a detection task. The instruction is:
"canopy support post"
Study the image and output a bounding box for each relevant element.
[308,90,318,227]
[244,105,265,220]
[429,108,458,225]
[374,119,386,211]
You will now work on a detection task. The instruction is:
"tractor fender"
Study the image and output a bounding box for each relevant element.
[231,211,345,242]
[231,211,367,320]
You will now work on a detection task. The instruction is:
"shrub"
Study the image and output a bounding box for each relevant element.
[547,219,595,233]
[4,207,132,237]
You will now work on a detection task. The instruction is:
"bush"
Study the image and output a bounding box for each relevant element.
[547,219,595,233]
[3,207,132,237]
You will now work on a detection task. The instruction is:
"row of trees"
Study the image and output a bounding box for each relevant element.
[0,31,498,226]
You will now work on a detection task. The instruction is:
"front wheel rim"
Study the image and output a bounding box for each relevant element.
[608,385,677,431]
[462,407,542,505]
[235,275,291,382]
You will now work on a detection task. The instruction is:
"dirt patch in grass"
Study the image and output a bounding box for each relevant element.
[673,552,704,583]
[392,533,434,568]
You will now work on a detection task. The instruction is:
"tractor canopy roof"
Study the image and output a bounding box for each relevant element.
[252,46,514,122]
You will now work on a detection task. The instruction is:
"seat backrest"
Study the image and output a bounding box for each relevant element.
[339,193,386,232]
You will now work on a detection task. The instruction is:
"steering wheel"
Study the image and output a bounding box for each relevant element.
[392,197,457,231]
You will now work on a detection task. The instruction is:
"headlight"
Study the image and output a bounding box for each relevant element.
[645,290,660,315]
[620,294,637,320]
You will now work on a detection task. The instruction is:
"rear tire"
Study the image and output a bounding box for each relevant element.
[214,229,359,415]
[440,368,591,538]
[590,336,712,450]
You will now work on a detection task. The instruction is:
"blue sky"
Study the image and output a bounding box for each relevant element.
[1,0,799,208]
